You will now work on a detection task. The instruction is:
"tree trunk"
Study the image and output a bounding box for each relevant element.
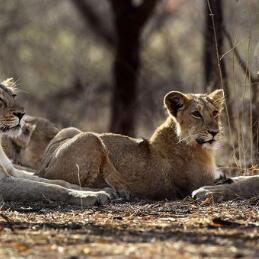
[203,0,226,90]
[110,9,140,136]
[109,0,158,136]
[252,78,259,163]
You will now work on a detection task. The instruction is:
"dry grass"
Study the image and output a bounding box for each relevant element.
[0,199,258,258]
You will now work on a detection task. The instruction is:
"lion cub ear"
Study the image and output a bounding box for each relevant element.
[1,78,17,89]
[164,91,190,117]
[208,89,225,109]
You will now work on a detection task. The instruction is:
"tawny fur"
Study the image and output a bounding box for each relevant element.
[1,80,257,204]
[193,175,259,201]
[37,89,227,200]
[2,115,59,169]
[0,78,114,206]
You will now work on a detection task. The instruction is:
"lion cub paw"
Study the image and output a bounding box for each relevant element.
[192,185,234,202]
[69,189,114,207]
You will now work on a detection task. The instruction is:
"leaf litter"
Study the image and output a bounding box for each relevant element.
[0,198,258,258]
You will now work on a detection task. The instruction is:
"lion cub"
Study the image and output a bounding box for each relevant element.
[2,115,58,169]
[37,89,224,200]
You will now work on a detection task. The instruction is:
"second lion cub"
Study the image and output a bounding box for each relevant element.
[37,89,224,200]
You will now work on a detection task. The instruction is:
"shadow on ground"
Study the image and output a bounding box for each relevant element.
[0,199,258,258]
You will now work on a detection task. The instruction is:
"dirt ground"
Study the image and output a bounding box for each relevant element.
[0,198,258,259]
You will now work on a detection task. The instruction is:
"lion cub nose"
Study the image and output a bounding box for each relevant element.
[208,130,218,137]
[13,112,25,120]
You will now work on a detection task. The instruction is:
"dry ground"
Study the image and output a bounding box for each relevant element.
[0,198,258,259]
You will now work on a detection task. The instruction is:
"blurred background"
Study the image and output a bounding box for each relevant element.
[0,0,258,170]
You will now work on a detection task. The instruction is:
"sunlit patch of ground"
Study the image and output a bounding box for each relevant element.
[0,198,258,258]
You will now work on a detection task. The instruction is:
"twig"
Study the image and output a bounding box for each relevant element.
[72,0,115,48]
[0,213,15,233]
[223,27,258,84]
[206,0,236,158]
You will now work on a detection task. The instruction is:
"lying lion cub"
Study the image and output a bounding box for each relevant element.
[2,115,59,169]
[37,89,226,200]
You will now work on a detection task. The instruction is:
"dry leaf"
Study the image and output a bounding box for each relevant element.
[201,196,214,206]
[15,242,29,252]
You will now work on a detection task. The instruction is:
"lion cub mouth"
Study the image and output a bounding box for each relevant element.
[196,138,215,145]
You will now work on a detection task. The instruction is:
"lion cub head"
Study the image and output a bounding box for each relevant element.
[0,78,25,137]
[2,116,59,169]
[18,116,59,169]
[164,89,224,148]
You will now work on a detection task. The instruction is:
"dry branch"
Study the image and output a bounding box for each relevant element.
[223,27,258,84]
[72,0,115,48]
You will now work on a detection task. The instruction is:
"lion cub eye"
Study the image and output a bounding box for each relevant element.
[192,111,202,119]
[212,111,219,117]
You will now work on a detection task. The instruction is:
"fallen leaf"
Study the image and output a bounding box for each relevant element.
[15,242,29,252]
[201,196,214,206]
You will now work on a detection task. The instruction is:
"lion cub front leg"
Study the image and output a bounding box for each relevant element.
[102,158,131,200]
[0,176,113,206]
[192,175,259,202]
[0,144,18,177]
[11,168,90,191]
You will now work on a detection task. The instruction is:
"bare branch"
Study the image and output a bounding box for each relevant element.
[71,0,115,48]
[108,0,158,28]
[223,27,258,84]
[135,0,159,27]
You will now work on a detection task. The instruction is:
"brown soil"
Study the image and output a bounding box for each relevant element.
[0,198,258,258]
